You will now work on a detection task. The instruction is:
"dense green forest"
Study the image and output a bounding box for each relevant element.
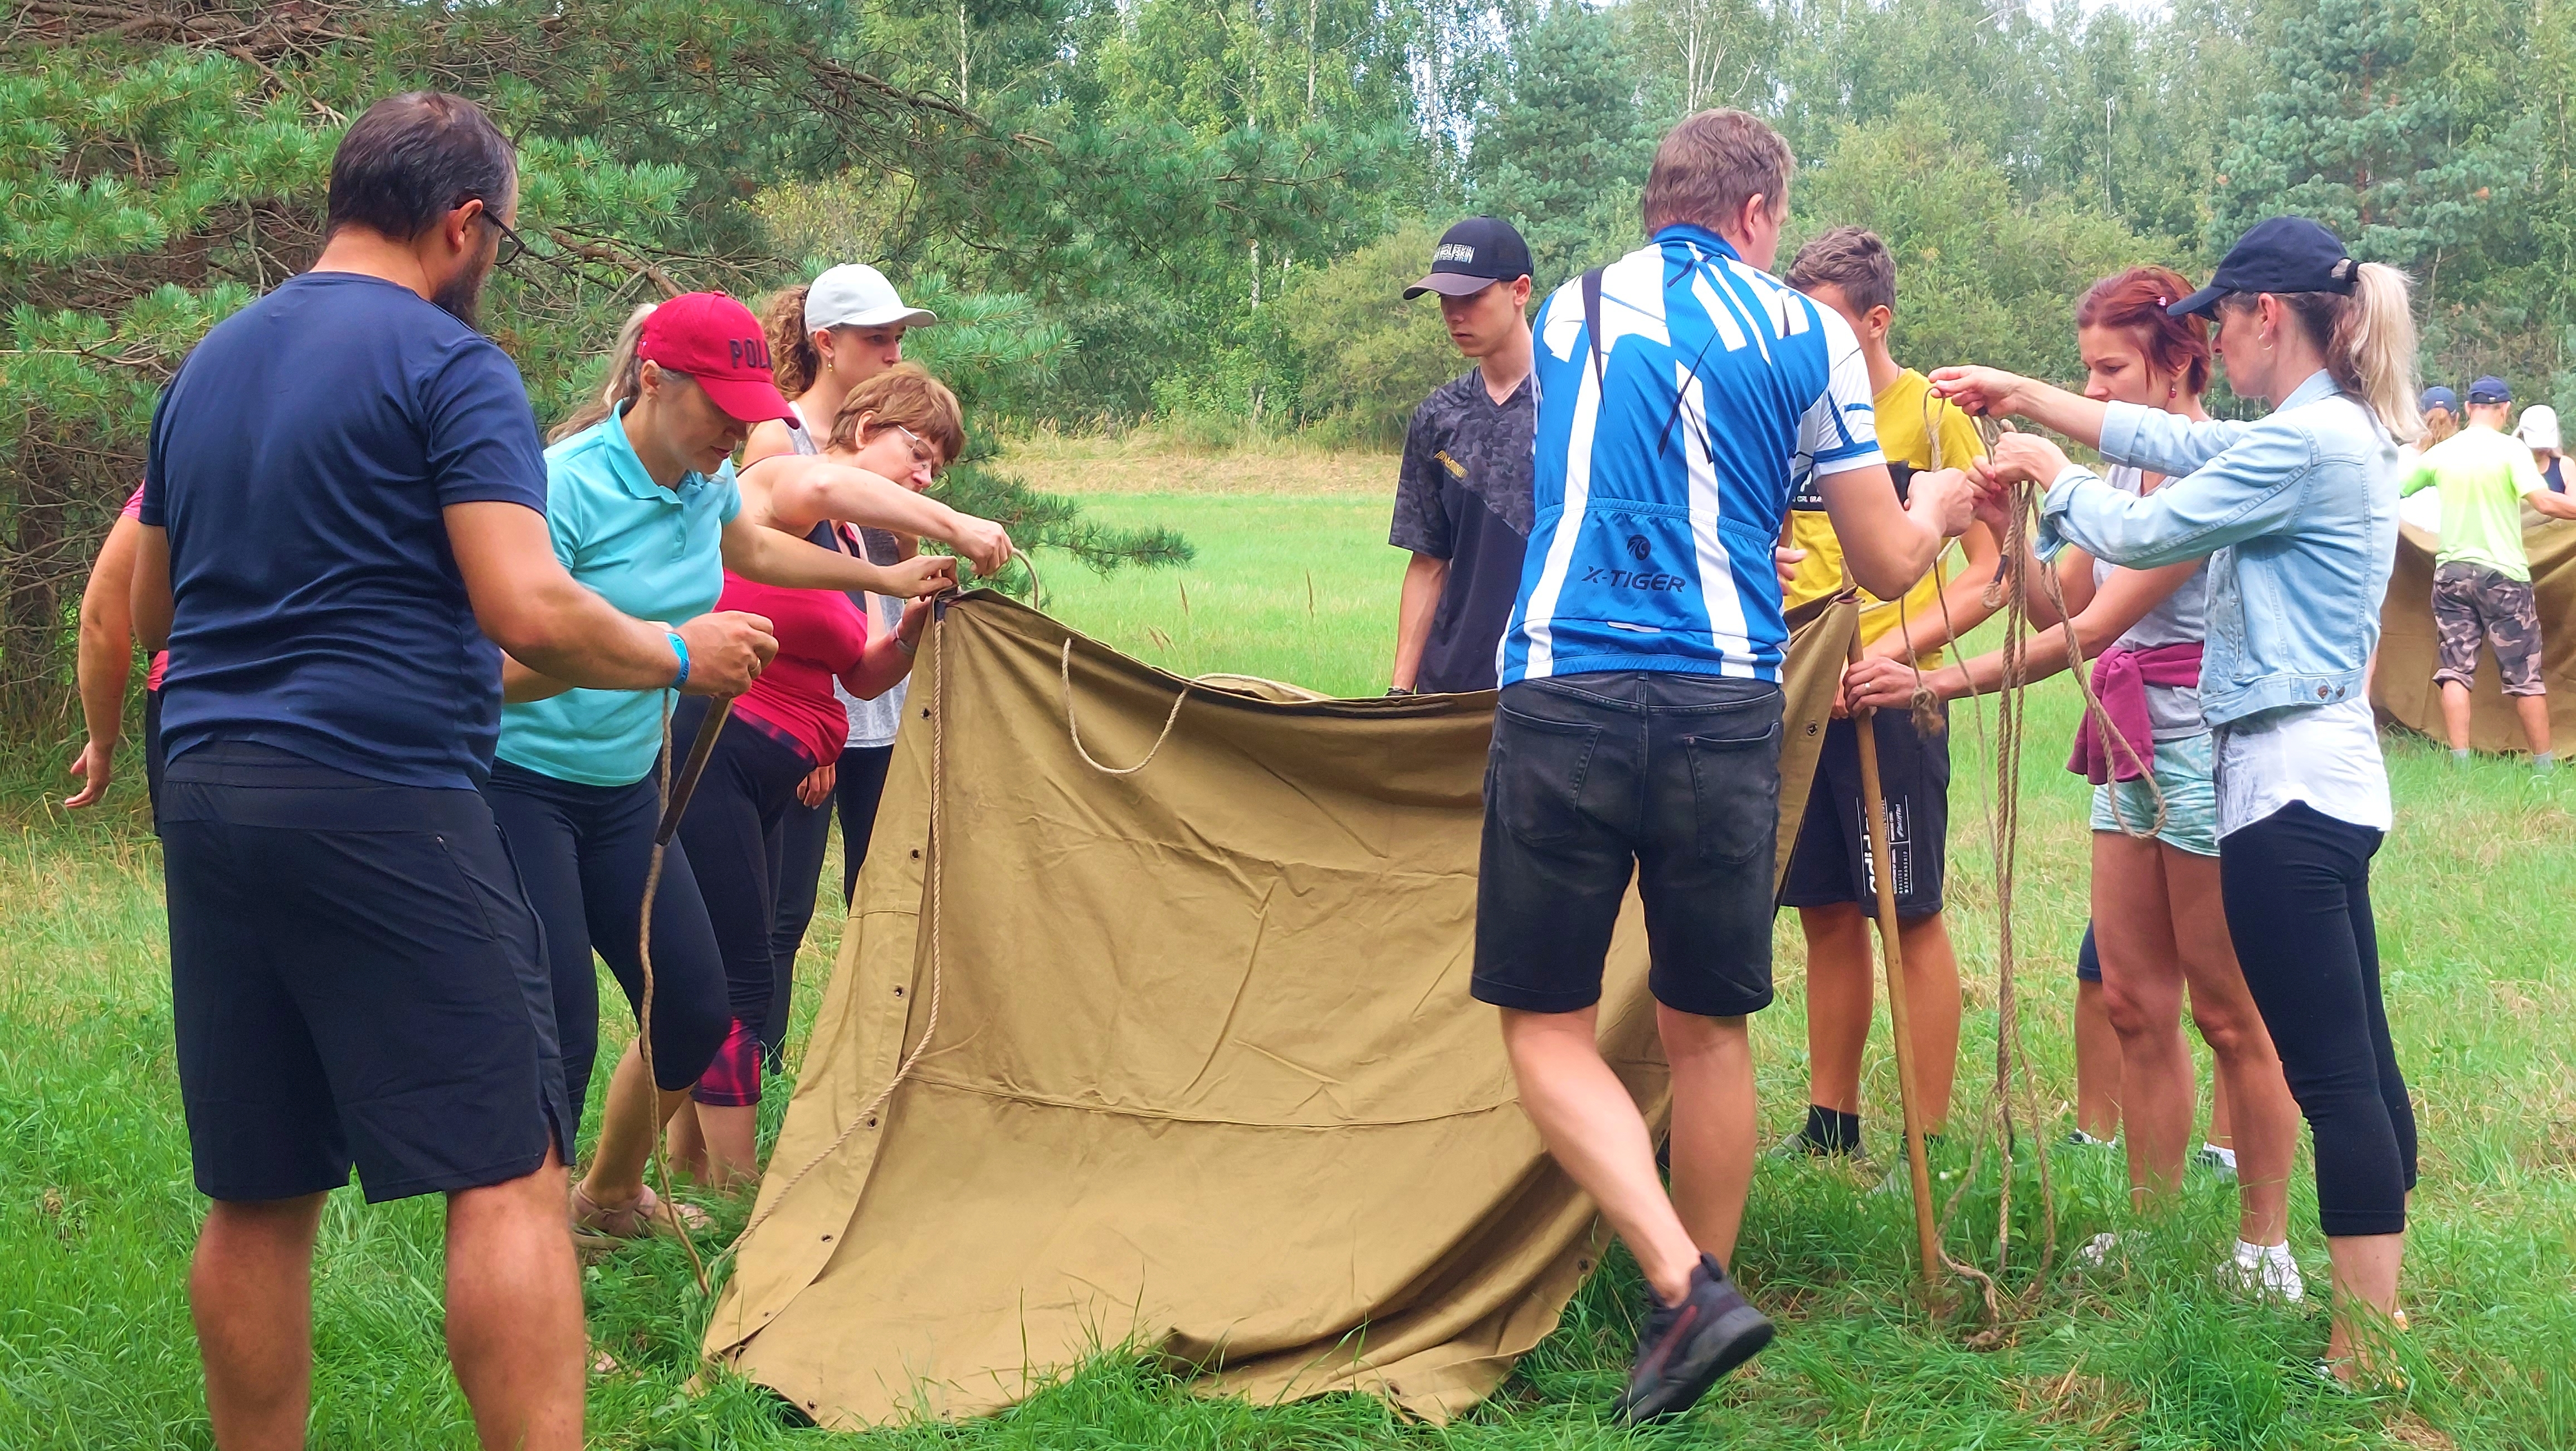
[4,0,2570,727]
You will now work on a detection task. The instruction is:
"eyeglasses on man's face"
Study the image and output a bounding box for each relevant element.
[470,203,530,274]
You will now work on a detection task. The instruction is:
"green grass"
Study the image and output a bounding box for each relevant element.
[5,478,2574,1448]
[1035,493,1406,699]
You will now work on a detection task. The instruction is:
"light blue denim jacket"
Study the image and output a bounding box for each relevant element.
[2037,370,2398,727]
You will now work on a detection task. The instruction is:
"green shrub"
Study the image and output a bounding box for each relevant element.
[1276,223,1469,446]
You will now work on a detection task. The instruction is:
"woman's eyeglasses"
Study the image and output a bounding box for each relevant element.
[892,424,945,478]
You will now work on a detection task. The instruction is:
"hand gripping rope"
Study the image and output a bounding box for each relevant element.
[1863,407,2170,1325]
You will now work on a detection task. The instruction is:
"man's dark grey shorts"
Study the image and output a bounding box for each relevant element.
[1472,671,1783,1018]
[162,742,570,1204]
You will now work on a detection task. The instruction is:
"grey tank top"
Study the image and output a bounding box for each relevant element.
[2090,464,2209,741]
[787,408,911,751]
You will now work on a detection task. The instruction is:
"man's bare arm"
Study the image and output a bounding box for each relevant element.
[1815,462,1975,599]
[444,501,774,696]
[131,524,172,655]
[1391,553,1448,690]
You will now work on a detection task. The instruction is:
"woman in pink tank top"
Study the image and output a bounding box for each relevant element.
[665,364,965,1187]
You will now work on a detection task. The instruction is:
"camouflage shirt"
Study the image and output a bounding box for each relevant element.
[1390,368,1534,693]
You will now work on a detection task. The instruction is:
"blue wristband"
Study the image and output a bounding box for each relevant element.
[666,631,690,690]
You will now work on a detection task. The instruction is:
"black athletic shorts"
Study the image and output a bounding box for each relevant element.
[2076,921,2102,984]
[1778,705,1949,919]
[1472,671,1784,1019]
[160,741,570,1204]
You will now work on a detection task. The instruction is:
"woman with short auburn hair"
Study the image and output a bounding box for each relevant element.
[736,267,994,1076]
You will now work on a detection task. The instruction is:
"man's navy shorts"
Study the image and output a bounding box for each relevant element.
[1472,671,1784,1019]
[160,742,571,1203]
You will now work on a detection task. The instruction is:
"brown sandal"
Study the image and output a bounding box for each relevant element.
[569,1182,710,1247]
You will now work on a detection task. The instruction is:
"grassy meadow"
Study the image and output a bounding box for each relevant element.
[4,437,2574,1448]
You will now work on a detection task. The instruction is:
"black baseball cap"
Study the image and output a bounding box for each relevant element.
[2168,216,2358,318]
[1404,217,1533,300]
[2468,376,2512,404]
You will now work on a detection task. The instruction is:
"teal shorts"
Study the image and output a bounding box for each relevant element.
[2090,730,2218,857]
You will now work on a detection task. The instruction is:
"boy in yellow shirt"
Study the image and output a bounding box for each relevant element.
[1777,228,2002,1158]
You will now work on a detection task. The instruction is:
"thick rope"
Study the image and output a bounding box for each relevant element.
[1968,420,2167,839]
[640,700,713,1295]
[1911,412,2205,1337]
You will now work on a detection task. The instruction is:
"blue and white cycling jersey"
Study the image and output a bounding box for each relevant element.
[1499,223,1883,686]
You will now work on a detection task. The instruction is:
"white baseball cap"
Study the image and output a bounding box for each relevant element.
[2516,404,2560,452]
[804,264,939,332]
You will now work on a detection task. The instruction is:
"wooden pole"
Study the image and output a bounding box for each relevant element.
[1846,625,1942,1292]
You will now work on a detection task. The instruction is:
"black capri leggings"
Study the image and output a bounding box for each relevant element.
[765,743,898,1060]
[482,758,731,1139]
[2219,800,2418,1238]
[672,696,812,1060]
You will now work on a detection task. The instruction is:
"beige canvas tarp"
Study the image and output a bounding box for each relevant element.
[704,591,1856,1429]
[2373,514,2576,751]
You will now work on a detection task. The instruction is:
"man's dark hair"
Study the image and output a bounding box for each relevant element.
[1785,227,1896,318]
[325,92,516,242]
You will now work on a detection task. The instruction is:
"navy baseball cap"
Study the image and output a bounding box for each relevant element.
[2420,385,2460,412]
[2168,216,2358,318]
[1405,217,1533,299]
[2468,376,2512,404]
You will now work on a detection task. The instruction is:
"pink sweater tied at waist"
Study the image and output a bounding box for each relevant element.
[2067,640,2204,785]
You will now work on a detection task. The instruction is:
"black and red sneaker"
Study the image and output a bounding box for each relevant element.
[1616,1253,1774,1422]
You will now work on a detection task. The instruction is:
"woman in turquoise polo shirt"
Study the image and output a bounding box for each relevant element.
[489,294,988,1243]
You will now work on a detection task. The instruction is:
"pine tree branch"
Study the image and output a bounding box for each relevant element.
[0,344,163,372]
[537,230,684,301]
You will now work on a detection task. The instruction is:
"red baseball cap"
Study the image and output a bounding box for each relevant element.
[637,293,796,423]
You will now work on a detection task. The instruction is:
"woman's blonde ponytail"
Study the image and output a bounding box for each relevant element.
[549,303,657,442]
[2332,262,2421,442]
[2269,262,2422,443]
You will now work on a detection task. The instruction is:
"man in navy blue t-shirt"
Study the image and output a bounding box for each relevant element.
[133,93,775,1450]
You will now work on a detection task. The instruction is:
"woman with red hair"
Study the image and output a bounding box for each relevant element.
[1847,266,2303,1298]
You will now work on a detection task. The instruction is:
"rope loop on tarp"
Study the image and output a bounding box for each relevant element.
[1060,636,1191,776]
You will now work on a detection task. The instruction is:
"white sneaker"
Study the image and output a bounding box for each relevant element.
[2194,1142,2239,1180]
[2074,1231,2120,1267]
[2217,1241,2306,1304]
